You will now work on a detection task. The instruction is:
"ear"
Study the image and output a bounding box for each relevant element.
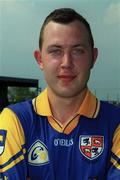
[34,50,44,70]
[91,48,98,68]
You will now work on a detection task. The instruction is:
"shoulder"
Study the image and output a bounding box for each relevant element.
[8,99,35,128]
[0,99,34,131]
[8,99,33,113]
[99,101,120,130]
[0,107,21,128]
[0,108,25,150]
[0,99,35,136]
[100,101,120,115]
[7,99,37,122]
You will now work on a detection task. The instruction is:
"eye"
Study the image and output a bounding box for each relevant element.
[48,49,62,56]
[72,48,85,55]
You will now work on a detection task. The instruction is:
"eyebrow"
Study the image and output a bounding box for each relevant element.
[47,45,61,51]
[47,43,88,50]
[72,44,88,48]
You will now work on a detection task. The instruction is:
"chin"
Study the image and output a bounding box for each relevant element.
[54,88,83,98]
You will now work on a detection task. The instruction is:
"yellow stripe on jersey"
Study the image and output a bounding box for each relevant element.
[0,108,25,169]
[0,135,3,141]
[111,157,120,170]
[112,124,120,157]
[23,148,26,154]
[0,153,24,173]
[4,176,8,180]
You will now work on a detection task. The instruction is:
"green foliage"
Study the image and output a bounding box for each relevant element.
[8,87,37,103]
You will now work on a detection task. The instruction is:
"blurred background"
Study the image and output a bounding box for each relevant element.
[0,0,120,110]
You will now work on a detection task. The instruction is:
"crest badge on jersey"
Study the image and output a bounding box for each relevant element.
[28,140,49,166]
[79,135,104,160]
[0,130,7,155]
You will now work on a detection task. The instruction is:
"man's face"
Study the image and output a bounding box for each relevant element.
[38,20,98,98]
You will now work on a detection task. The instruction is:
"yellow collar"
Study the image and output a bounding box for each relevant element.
[33,88,99,119]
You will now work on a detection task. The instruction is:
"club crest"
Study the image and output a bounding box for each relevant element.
[0,130,7,155]
[28,140,49,166]
[79,135,104,160]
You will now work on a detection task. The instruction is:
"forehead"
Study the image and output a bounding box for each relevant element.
[42,20,90,46]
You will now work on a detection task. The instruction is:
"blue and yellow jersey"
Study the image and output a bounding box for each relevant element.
[0,88,120,179]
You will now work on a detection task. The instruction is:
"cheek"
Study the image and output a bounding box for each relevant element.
[43,57,60,71]
[42,61,57,75]
[76,60,91,72]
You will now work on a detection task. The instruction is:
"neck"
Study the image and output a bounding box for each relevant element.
[47,88,87,124]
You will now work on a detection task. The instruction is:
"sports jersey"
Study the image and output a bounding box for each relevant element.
[0,88,120,180]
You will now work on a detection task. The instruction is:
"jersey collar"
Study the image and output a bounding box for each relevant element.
[34,88,99,118]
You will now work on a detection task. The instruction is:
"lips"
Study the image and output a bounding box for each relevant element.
[57,75,76,81]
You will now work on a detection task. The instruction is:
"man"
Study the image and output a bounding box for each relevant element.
[0,8,120,180]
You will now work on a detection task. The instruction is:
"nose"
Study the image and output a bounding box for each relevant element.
[61,53,73,69]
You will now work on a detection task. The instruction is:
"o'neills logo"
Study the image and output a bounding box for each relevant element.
[79,135,104,160]
[28,140,49,166]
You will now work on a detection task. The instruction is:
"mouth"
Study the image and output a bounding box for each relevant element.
[57,75,76,82]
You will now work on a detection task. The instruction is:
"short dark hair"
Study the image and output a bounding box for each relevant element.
[39,8,94,49]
